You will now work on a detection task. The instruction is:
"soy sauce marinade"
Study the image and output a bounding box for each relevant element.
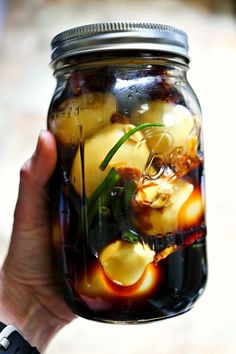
[48,63,207,322]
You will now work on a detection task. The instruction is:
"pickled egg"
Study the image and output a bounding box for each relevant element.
[132,179,193,236]
[50,93,116,144]
[178,188,205,229]
[75,260,162,300]
[132,100,195,158]
[99,240,155,286]
[71,123,150,197]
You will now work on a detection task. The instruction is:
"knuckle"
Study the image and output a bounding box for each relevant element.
[20,160,32,181]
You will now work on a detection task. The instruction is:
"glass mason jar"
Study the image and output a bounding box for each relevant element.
[48,22,207,323]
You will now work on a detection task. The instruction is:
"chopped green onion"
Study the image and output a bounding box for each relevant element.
[122,230,139,243]
[87,168,120,226]
[192,242,205,249]
[124,180,136,209]
[109,187,123,220]
[100,122,164,171]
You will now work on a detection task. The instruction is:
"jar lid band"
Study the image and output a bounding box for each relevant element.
[51,22,189,63]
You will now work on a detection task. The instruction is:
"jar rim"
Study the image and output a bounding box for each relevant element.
[51,22,189,64]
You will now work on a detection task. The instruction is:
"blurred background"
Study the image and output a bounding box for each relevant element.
[0,0,236,353]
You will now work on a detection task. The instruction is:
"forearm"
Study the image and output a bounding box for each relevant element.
[0,269,64,353]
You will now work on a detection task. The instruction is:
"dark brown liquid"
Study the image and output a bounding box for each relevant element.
[50,149,207,323]
[48,62,207,322]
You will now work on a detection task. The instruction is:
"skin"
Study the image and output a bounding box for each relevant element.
[0,131,75,352]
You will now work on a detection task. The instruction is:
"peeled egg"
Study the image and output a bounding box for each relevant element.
[99,240,155,286]
[132,179,194,236]
[71,123,150,197]
[50,93,116,144]
[132,100,195,158]
[178,189,205,229]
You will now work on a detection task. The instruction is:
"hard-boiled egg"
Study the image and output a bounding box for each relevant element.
[71,123,150,197]
[132,179,193,236]
[99,240,155,286]
[132,100,196,158]
[50,93,116,144]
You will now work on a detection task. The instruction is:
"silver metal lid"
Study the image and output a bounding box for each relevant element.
[51,22,189,63]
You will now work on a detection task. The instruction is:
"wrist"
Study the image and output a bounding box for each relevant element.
[0,269,65,352]
[0,321,40,353]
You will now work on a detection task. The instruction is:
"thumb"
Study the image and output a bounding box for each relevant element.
[13,130,57,235]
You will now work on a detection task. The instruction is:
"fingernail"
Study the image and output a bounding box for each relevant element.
[34,130,45,158]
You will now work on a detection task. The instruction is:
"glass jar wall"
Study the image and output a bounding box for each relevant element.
[48,23,207,323]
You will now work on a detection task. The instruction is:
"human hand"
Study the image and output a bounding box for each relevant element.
[0,131,75,352]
